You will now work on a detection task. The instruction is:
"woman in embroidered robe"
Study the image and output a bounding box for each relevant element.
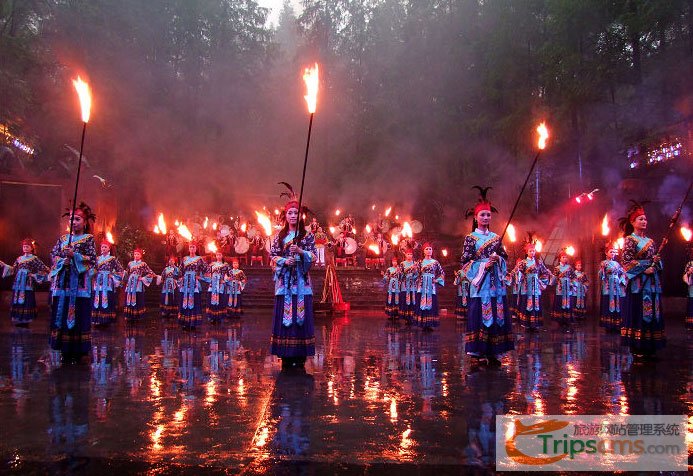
[157,256,180,318]
[551,251,576,325]
[516,242,551,331]
[620,203,665,357]
[122,248,154,321]
[91,240,124,326]
[572,260,589,320]
[398,249,419,324]
[503,258,522,321]
[178,242,209,329]
[205,251,230,323]
[598,245,626,332]
[49,203,97,360]
[382,256,401,319]
[226,259,247,317]
[415,243,445,330]
[270,193,317,368]
[461,187,514,363]
[3,239,49,325]
[684,254,693,331]
[453,268,470,320]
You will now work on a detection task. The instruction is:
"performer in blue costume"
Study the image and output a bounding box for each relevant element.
[49,202,97,361]
[461,187,514,365]
[2,238,49,326]
[269,183,316,369]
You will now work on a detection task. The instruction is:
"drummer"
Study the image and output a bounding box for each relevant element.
[335,232,347,259]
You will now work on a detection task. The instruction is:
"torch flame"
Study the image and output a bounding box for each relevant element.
[175,220,180,227]
[255,211,273,237]
[212,222,218,231]
[352,226,357,234]
[536,122,549,150]
[274,209,280,216]
[158,213,167,235]
[566,245,576,257]
[385,207,392,217]
[106,231,115,244]
[203,217,209,229]
[206,241,218,254]
[241,223,247,233]
[335,209,341,216]
[402,222,413,238]
[681,226,692,242]
[329,226,336,234]
[368,244,380,255]
[153,225,160,234]
[177,224,193,241]
[507,224,517,242]
[601,214,610,236]
[391,233,400,245]
[442,249,448,257]
[303,63,319,114]
[616,237,625,249]
[535,240,543,253]
[72,76,92,123]
[365,224,371,234]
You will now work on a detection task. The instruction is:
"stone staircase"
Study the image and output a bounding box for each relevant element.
[142,265,460,312]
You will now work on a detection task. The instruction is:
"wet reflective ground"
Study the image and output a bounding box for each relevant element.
[0,311,691,474]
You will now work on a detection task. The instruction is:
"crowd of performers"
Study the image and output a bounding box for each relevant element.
[1,193,691,368]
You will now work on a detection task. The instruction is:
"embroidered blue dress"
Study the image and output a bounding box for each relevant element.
[383,265,401,318]
[178,255,209,329]
[158,265,180,317]
[598,258,626,330]
[551,264,575,324]
[461,229,514,357]
[92,253,124,325]
[415,258,445,329]
[453,269,470,320]
[123,260,154,320]
[398,260,419,324]
[226,268,247,317]
[206,260,230,322]
[3,254,49,324]
[684,261,693,330]
[572,270,589,319]
[269,231,316,359]
[49,233,97,357]
[621,234,665,353]
[516,258,551,330]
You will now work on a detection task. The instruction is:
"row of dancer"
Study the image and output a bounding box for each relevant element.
[0,234,248,331]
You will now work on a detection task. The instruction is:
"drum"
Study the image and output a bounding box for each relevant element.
[247,227,257,239]
[220,225,231,237]
[234,236,250,254]
[344,237,358,255]
[411,220,423,234]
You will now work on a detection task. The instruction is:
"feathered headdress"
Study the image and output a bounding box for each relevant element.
[465,186,499,219]
[20,238,36,253]
[63,201,96,222]
[619,199,649,230]
[524,231,538,252]
[277,182,314,217]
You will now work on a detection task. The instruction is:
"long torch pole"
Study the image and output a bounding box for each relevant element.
[656,179,693,256]
[67,122,88,246]
[498,150,542,244]
[296,112,314,227]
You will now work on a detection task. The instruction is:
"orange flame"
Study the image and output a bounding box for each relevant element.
[203,217,209,229]
[442,249,448,257]
[303,63,319,114]
[391,234,400,245]
[601,213,610,236]
[681,226,692,242]
[157,213,167,235]
[385,207,392,217]
[368,244,380,255]
[402,222,413,238]
[255,211,272,237]
[212,222,218,231]
[106,231,115,244]
[240,223,247,233]
[274,209,280,216]
[536,122,549,150]
[507,224,517,242]
[175,220,180,227]
[329,226,336,234]
[365,224,371,234]
[177,224,193,241]
[206,241,218,254]
[535,240,543,253]
[72,76,92,123]
[566,245,576,256]
[153,225,160,234]
[352,226,357,234]
[335,209,341,216]
[616,237,625,249]
[371,204,376,210]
